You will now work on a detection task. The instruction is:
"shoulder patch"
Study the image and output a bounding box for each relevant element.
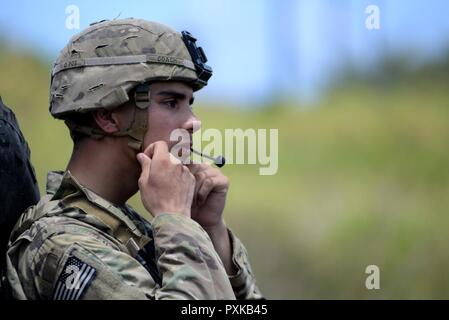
[52,256,97,300]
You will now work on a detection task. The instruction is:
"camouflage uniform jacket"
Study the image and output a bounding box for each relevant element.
[6,170,262,300]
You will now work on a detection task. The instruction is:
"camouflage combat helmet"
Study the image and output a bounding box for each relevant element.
[49,18,212,150]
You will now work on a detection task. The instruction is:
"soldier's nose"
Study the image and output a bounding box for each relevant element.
[184,117,201,135]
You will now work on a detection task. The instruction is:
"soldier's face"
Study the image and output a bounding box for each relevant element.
[142,81,201,153]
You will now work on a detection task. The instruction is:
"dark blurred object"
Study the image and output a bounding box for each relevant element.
[0,96,40,300]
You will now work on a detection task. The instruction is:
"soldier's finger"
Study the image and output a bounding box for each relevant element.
[198,174,229,205]
[169,152,182,165]
[142,143,154,159]
[186,162,220,206]
[136,153,152,182]
[150,141,170,164]
[191,170,207,206]
[196,176,217,206]
[143,141,169,161]
[186,163,210,175]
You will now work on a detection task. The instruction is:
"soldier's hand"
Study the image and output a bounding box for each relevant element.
[136,141,195,218]
[187,163,229,229]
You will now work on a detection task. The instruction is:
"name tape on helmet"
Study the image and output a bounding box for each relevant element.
[52,54,196,76]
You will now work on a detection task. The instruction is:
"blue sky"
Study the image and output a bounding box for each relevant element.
[1,0,449,104]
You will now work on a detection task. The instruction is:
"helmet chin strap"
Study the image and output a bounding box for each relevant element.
[65,84,151,152]
[122,104,149,151]
[125,84,151,151]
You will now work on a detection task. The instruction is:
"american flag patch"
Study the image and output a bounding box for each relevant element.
[52,256,97,300]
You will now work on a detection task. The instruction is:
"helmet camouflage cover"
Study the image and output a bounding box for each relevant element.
[49,18,212,149]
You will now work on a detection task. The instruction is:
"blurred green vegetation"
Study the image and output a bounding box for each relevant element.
[1,44,449,299]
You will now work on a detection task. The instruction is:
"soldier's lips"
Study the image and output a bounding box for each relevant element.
[170,138,193,149]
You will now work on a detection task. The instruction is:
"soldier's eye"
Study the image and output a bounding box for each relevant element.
[165,100,177,109]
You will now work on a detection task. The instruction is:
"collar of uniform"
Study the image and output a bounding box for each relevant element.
[46,170,66,195]
[48,170,143,237]
[50,170,100,202]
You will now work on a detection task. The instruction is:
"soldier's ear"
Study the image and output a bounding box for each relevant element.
[92,109,120,134]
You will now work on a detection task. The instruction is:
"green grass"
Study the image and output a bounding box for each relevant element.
[1,49,449,298]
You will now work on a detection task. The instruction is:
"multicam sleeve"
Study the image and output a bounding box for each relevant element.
[227,228,264,300]
[151,213,236,299]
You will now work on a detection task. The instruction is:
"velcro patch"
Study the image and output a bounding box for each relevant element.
[52,256,97,300]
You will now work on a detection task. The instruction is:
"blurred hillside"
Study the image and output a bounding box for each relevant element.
[329,50,449,95]
[1,44,449,299]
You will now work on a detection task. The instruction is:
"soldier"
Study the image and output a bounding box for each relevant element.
[5,18,263,300]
